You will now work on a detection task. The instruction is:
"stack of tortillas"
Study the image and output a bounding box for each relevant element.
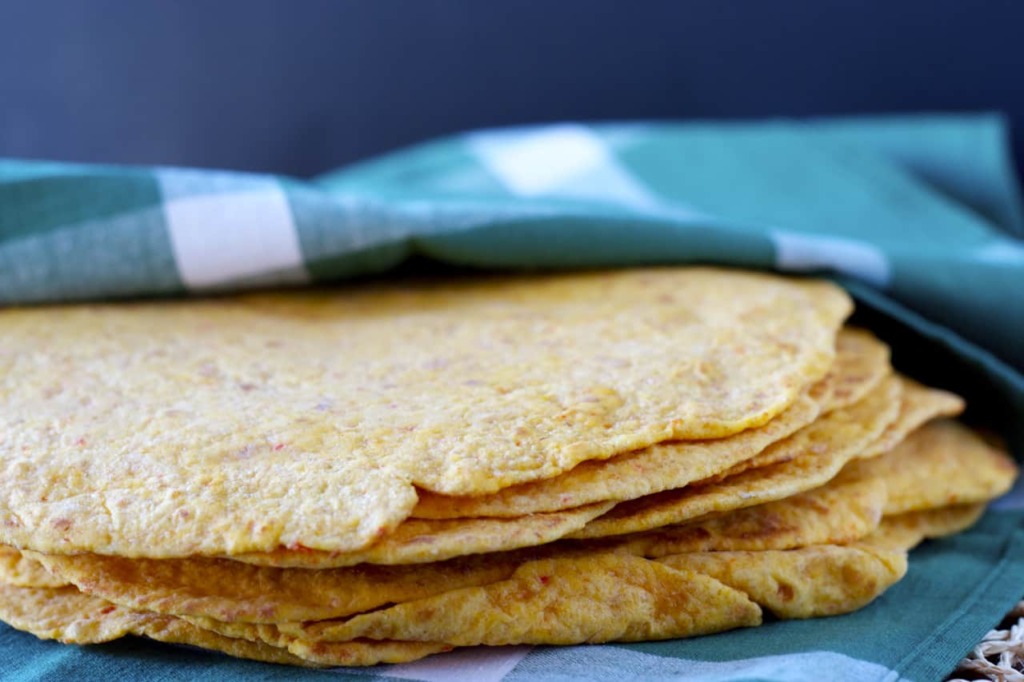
[0,268,1017,667]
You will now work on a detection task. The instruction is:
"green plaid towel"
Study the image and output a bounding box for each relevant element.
[1,114,1023,681]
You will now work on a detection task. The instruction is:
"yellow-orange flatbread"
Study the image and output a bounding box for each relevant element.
[618,476,886,557]
[413,327,890,520]
[0,582,450,666]
[658,543,907,619]
[860,378,964,458]
[863,504,987,551]
[22,468,884,625]
[28,550,520,624]
[0,546,66,588]
[289,553,762,645]
[232,501,613,568]
[0,269,849,560]
[570,375,902,540]
[807,327,891,413]
[412,395,820,519]
[841,419,1018,514]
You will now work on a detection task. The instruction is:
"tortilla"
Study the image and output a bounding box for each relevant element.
[291,553,762,645]
[21,474,882,625]
[157,615,455,667]
[413,395,820,519]
[135,617,324,667]
[0,582,161,644]
[570,375,902,540]
[841,419,1018,515]
[279,636,450,667]
[0,582,447,666]
[807,327,891,413]
[863,504,987,551]
[232,501,613,568]
[6,416,997,666]
[0,269,849,559]
[618,476,887,558]
[0,545,66,588]
[145,614,448,663]
[709,371,919,485]
[859,378,964,458]
[658,543,907,619]
[197,543,902,652]
[414,327,888,520]
[28,550,521,624]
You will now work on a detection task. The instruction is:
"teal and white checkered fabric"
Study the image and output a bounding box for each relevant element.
[1,114,1023,681]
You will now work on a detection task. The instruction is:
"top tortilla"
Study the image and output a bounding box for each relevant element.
[0,268,849,558]
[411,327,890,519]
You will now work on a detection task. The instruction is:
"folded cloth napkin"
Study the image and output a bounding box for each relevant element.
[1,114,1023,681]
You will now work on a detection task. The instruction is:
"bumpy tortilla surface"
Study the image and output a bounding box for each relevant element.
[571,375,902,539]
[0,269,849,558]
[292,553,762,645]
[27,550,519,624]
[413,327,890,520]
[0,582,449,666]
[842,419,1018,514]
[20,468,884,625]
[233,501,613,568]
[413,395,821,519]
[859,378,964,458]
[619,476,887,557]
[658,543,907,619]
[806,327,891,413]
[864,504,987,551]
[0,546,65,588]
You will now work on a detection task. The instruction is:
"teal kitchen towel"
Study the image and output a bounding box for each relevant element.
[0,114,1022,681]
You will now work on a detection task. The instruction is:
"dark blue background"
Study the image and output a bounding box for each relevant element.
[1,0,1022,177]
